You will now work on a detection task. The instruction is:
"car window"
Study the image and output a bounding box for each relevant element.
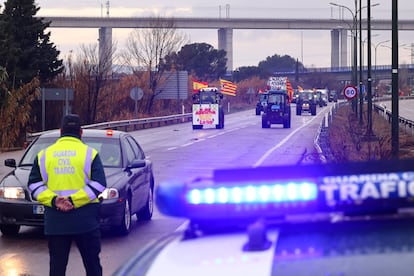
[122,137,136,164]
[259,94,268,102]
[200,92,216,104]
[126,136,145,160]
[268,94,283,104]
[301,92,314,100]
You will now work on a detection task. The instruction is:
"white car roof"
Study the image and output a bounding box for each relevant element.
[146,230,279,276]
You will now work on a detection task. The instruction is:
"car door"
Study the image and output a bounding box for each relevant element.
[123,135,149,214]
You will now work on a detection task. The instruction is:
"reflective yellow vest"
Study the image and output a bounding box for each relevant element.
[35,136,101,208]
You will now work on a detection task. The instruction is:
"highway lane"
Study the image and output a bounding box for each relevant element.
[0,103,334,276]
[132,106,332,186]
[376,98,414,119]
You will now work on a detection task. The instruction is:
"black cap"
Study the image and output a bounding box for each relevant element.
[61,114,81,135]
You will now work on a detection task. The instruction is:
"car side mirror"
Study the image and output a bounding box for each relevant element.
[5,159,16,168]
[125,159,146,170]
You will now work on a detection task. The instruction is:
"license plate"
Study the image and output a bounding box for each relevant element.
[33,205,45,215]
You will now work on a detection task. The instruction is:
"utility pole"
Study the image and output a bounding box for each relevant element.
[359,0,363,124]
[391,0,399,158]
[367,0,373,135]
[353,0,358,115]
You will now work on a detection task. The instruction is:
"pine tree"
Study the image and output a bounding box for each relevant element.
[0,0,63,89]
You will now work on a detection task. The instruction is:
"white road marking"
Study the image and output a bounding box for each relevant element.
[253,113,325,167]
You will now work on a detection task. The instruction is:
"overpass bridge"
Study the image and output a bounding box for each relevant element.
[274,64,414,83]
[41,16,414,72]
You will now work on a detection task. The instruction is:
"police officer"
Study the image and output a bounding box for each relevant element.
[28,114,107,276]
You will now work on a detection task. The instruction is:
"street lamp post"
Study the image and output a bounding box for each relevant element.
[374,40,390,82]
[362,34,379,66]
[367,0,373,135]
[358,1,379,125]
[391,0,399,159]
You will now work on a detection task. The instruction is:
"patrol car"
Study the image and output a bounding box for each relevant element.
[113,159,414,275]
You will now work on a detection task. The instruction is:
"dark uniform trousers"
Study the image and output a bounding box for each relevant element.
[48,228,102,276]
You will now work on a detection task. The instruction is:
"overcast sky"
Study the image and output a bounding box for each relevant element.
[12,1,414,68]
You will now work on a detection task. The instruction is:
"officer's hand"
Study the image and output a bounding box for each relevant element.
[56,196,74,212]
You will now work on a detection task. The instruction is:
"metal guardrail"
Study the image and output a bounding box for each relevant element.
[26,113,193,142]
[322,96,414,135]
[373,100,414,136]
[319,96,414,133]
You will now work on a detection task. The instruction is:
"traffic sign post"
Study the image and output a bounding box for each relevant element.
[130,87,143,119]
[343,85,358,100]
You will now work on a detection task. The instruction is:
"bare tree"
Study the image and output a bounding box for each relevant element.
[71,41,117,124]
[121,17,188,114]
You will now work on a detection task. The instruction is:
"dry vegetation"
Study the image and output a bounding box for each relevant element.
[326,103,414,162]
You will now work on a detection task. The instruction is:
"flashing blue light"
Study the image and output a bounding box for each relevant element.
[231,187,243,203]
[218,187,228,203]
[186,182,318,205]
[246,186,256,202]
[189,189,201,204]
[205,188,215,204]
[157,160,414,221]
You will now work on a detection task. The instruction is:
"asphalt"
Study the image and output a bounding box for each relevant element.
[0,149,25,179]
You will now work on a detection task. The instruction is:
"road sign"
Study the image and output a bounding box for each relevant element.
[343,85,358,100]
[130,87,143,100]
[155,71,188,100]
[41,88,74,100]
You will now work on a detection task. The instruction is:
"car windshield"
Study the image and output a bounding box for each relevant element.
[300,92,313,100]
[259,93,268,102]
[268,94,284,104]
[86,138,121,168]
[20,137,57,166]
[20,136,122,168]
[200,92,216,104]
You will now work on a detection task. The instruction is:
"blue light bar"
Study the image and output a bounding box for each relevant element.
[186,182,318,205]
[156,159,414,222]
[156,179,320,221]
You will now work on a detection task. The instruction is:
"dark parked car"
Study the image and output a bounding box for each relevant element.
[0,129,154,236]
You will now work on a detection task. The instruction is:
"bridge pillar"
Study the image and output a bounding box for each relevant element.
[331,28,348,69]
[98,27,112,74]
[331,29,340,68]
[218,28,233,74]
[340,29,347,68]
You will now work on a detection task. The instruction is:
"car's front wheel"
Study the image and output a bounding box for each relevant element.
[115,199,132,235]
[0,224,20,236]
